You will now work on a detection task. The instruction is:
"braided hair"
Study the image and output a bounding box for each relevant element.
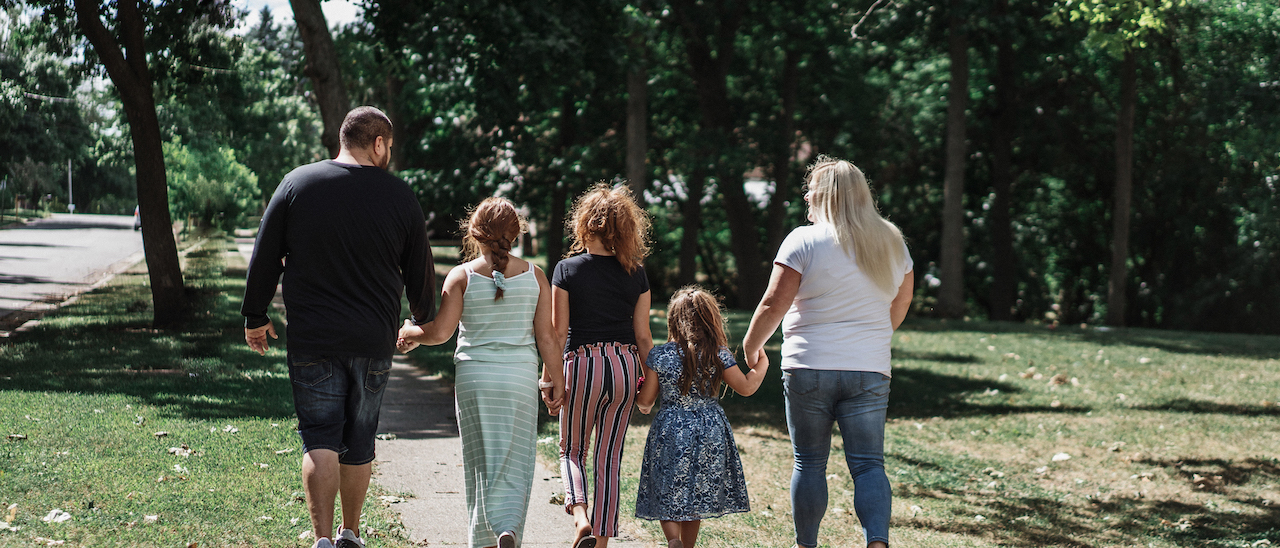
[461,197,527,300]
[666,286,730,397]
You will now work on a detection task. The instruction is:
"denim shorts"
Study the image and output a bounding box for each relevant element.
[287,353,392,465]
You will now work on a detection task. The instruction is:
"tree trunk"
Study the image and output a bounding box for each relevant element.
[385,71,407,171]
[766,49,800,259]
[937,9,969,319]
[546,92,579,277]
[679,167,706,287]
[1107,50,1137,327]
[625,34,648,197]
[74,0,186,327]
[669,0,764,307]
[988,0,1017,322]
[290,0,349,158]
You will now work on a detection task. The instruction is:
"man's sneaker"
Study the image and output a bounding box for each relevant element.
[312,538,335,548]
[336,527,365,548]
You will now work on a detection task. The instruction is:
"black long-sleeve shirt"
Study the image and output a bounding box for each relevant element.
[241,160,436,358]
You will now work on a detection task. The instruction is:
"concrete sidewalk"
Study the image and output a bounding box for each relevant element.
[374,358,651,547]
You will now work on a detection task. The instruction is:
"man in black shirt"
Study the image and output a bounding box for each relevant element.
[242,106,436,548]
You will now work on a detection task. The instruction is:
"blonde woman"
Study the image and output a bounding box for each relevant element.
[398,197,564,548]
[552,184,653,548]
[742,157,913,548]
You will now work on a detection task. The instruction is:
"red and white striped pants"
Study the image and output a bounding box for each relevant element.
[559,342,640,537]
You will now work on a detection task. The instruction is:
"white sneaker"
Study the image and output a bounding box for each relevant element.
[312,538,335,548]
[336,527,365,548]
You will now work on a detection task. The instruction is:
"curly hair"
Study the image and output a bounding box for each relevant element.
[565,183,651,273]
[461,197,528,300]
[667,286,730,398]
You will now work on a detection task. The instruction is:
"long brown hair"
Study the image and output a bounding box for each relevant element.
[461,197,527,300]
[667,286,730,397]
[565,183,651,273]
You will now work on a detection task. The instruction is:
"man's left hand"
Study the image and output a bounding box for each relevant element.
[245,319,278,356]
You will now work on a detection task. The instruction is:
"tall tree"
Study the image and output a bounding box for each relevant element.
[665,0,767,305]
[72,0,186,326]
[986,0,1018,321]
[1051,0,1178,326]
[290,0,348,157]
[937,0,971,318]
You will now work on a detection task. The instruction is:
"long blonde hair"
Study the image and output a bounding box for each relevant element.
[566,183,651,274]
[805,156,906,295]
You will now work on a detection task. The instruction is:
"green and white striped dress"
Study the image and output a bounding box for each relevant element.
[454,261,541,548]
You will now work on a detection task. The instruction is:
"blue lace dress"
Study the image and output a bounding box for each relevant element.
[635,342,750,521]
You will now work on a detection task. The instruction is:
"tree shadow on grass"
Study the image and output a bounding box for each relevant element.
[888,368,1091,419]
[1134,398,1280,417]
[896,453,1280,546]
[0,281,298,422]
[904,318,1280,361]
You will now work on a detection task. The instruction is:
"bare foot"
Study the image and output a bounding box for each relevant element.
[667,540,684,548]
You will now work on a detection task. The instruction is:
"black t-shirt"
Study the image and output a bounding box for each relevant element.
[241,160,436,358]
[552,253,649,352]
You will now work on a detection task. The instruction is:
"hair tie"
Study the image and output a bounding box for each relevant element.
[492,271,507,291]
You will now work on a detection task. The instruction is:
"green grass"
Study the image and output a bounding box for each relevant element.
[0,237,414,547]
[538,310,1280,547]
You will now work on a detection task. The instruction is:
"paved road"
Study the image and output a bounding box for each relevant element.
[0,213,144,329]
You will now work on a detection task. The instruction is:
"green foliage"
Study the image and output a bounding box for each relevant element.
[163,138,259,231]
[1048,0,1184,55]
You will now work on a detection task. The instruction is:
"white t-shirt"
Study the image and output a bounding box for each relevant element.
[774,223,913,375]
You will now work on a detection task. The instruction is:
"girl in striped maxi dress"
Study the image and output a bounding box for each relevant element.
[398,197,565,548]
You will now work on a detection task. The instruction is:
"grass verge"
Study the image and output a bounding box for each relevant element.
[539,311,1280,547]
[0,236,415,547]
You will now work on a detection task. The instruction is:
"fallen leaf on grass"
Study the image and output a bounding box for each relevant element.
[1052,452,1072,462]
[6,434,26,441]
[168,445,192,457]
[222,425,239,434]
[0,520,18,532]
[379,496,405,504]
[173,464,189,474]
[6,503,16,522]
[1139,357,1152,364]
[41,509,71,523]
[1108,442,1127,452]
[154,431,169,438]
[33,538,65,546]
[134,416,146,426]
[258,516,272,521]
[253,463,269,469]
[299,531,313,540]
[188,543,198,548]
[143,515,158,523]
[910,505,923,516]
[274,449,294,455]
[1049,374,1068,385]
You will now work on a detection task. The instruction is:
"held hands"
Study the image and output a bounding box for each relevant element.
[245,320,278,356]
[396,319,422,353]
[745,347,770,371]
[539,378,565,416]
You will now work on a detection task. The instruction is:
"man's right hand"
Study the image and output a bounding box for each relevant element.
[245,319,278,356]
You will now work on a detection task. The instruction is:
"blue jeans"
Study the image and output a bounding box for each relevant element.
[784,368,892,547]
[288,353,392,465]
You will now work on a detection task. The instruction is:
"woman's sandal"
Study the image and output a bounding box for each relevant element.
[572,536,597,548]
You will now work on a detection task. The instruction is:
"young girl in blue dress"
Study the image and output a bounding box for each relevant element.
[635,286,772,548]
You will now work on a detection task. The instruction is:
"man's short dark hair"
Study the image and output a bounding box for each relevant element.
[339,106,393,151]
